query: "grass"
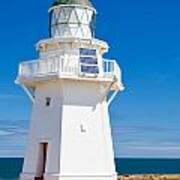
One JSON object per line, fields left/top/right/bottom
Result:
{"left": 118, "top": 174, "right": 180, "bottom": 180}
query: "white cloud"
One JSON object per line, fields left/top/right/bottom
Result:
{"left": 0, "top": 130, "right": 15, "bottom": 136}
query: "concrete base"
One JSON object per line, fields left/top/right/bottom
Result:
{"left": 44, "top": 174, "right": 118, "bottom": 180}
{"left": 20, "top": 173, "right": 118, "bottom": 180}
{"left": 20, "top": 173, "right": 36, "bottom": 180}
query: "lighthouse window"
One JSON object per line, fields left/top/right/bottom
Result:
{"left": 81, "top": 65, "right": 99, "bottom": 74}
{"left": 80, "top": 57, "right": 97, "bottom": 64}
{"left": 80, "top": 48, "right": 96, "bottom": 56}
{"left": 46, "top": 97, "right": 51, "bottom": 107}
{"left": 80, "top": 48, "right": 99, "bottom": 74}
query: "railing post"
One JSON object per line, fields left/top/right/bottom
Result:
{"left": 105, "top": 61, "right": 107, "bottom": 75}
{"left": 19, "top": 64, "right": 22, "bottom": 77}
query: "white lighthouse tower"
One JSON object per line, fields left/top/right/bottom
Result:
{"left": 16, "top": 0, "right": 124, "bottom": 180}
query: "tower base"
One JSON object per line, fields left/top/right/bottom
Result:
{"left": 45, "top": 173, "right": 118, "bottom": 180}
{"left": 20, "top": 173, "right": 36, "bottom": 180}
{"left": 20, "top": 173, "right": 118, "bottom": 180}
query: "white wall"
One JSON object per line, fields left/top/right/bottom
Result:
{"left": 22, "top": 79, "right": 116, "bottom": 179}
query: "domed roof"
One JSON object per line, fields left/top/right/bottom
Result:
{"left": 52, "top": 0, "right": 93, "bottom": 8}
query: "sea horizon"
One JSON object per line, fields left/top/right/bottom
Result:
{"left": 0, "top": 157, "right": 180, "bottom": 179}
{"left": 1, "top": 156, "right": 180, "bottom": 159}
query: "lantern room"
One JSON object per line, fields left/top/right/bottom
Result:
{"left": 49, "top": 0, "right": 96, "bottom": 39}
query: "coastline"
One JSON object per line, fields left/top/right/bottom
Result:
{"left": 119, "top": 175, "right": 180, "bottom": 180}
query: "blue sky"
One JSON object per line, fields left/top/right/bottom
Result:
{"left": 0, "top": 0, "right": 180, "bottom": 158}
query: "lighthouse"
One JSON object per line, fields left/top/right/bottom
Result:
{"left": 16, "top": 0, "right": 124, "bottom": 180}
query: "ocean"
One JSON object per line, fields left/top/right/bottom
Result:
{"left": 0, "top": 158, "right": 180, "bottom": 179}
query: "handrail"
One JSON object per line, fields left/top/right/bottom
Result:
{"left": 18, "top": 57, "right": 121, "bottom": 82}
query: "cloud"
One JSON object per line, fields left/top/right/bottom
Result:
{"left": 112, "top": 123, "right": 180, "bottom": 135}
{"left": 114, "top": 140, "right": 180, "bottom": 158}
{"left": 0, "top": 130, "right": 15, "bottom": 136}
{"left": 0, "top": 126, "right": 28, "bottom": 139}
{"left": 0, "top": 149, "right": 25, "bottom": 158}
{"left": 132, "top": 146, "right": 180, "bottom": 151}
{"left": 0, "top": 119, "right": 28, "bottom": 157}
{"left": 111, "top": 123, "right": 180, "bottom": 157}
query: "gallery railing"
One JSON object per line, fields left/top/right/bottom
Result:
{"left": 18, "top": 57, "right": 121, "bottom": 81}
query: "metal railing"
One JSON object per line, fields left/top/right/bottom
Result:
{"left": 18, "top": 57, "right": 121, "bottom": 81}
{"left": 103, "top": 59, "right": 121, "bottom": 79}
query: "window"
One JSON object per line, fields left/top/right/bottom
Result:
{"left": 80, "top": 48, "right": 99, "bottom": 74}
{"left": 80, "top": 48, "right": 96, "bottom": 56}
{"left": 46, "top": 97, "right": 51, "bottom": 107}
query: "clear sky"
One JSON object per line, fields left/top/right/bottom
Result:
{"left": 0, "top": 0, "right": 180, "bottom": 158}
